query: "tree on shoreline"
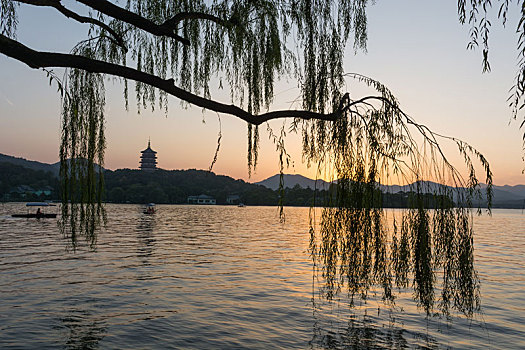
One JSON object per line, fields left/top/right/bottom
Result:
{"left": 2, "top": 0, "right": 518, "bottom": 317}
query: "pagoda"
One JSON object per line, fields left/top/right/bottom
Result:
{"left": 139, "top": 139, "right": 158, "bottom": 171}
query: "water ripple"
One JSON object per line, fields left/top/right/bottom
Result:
{"left": 0, "top": 204, "right": 523, "bottom": 349}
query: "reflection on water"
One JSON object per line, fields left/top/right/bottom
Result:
{"left": 311, "top": 206, "right": 480, "bottom": 318}
{"left": 310, "top": 307, "right": 433, "bottom": 349}
{"left": 0, "top": 204, "right": 524, "bottom": 349}
{"left": 136, "top": 214, "right": 156, "bottom": 262}
{"left": 59, "top": 202, "right": 106, "bottom": 251}
{"left": 58, "top": 307, "right": 107, "bottom": 350}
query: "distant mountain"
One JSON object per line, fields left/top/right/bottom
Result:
{"left": 256, "top": 174, "right": 525, "bottom": 207}
{"left": 483, "top": 183, "right": 525, "bottom": 200}
{"left": 0, "top": 153, "right": 105, "bottom": 177}
{"left": 487, "top": 187, "right": 525, "bottom": 203}
{"left": 379, "top": 181, "right": 525, "bottom": 204}
{"left": 0, "top": 153, "right": 59, "bottom": 176}
{"left": 255, "top": 174, "right": 331, "bottom": 191}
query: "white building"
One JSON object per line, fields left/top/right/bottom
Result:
{"left": 187, "top": 194, "right": 216, "bottom": 205}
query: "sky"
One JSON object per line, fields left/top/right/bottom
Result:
{"left": 1, "top": 1, "right": 524, "bottom": 185}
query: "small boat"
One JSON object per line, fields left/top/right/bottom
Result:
{"left": 237, "top": 203, "right": 246, "bottom": 207}
{"left": 11, "top": 213, "right": 57, "bottom": 218}
{"left": 12, "top": 202, "right": 57, "bottom": 218}
{"left": 143, "top": 203, "right": 156, "bottom": 214}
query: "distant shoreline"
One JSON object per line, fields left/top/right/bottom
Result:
{"left": 1, "top": 154, "right": 524, "bottom": 209}
{"left": 2, "top": 201, "right": 523, "bottom": 210}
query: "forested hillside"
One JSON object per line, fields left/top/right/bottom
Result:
{"left": 0, "top": 162, "right": 59, "bottom": 201}
{"left": 104, "top": 169, "right": 278, "bottom": 205}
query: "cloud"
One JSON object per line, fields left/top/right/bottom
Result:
{"left": 1, "top": 91, "right": 14, "bottom": 106}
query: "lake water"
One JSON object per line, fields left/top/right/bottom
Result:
{"left": 0, "top": 204, "right": 523, "bottom": 349}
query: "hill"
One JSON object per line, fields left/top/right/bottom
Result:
{"left": 497, "top": 184, "right": 525, "bottom": 197}
{"left": 0, "top": 162, "right": 59, "bottom": 201}
{"left": 378, "top": 181, "right": 525, "bottom": 204}
{"left": 255, "top": 174, "right": 331, "bottom": 191}
{"left": 104, "top": 168, "right": 279, "bottom": 205}
{"left": 0, "top": 153, "right": 59, "bottom": 175}
{"left": 256, "top": 174, "right": 525, "bottom": 208}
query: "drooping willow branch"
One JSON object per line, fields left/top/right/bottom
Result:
{"left": 0, "top": 34, "right": 365, "bottom": 125}
{"left": 457, "top": 0, "right": 525, "bottom": 141}
{"left": 58, "top": 67, "right": 106, "bottom": 250}
{"left": 14, "top": 0, "right": 233, "bottom": 47}
{"left": 162, "top": 11, "right": 235, "bottom": 28}
{"left": 0, "top": 0, "right": 497, "bottom": 316}
{"left": 5, "top": 0, "right": 372, "bottom": 122}
{"left": 1, "top": 33, "right": 480, "bottom": 170}
{"left": 0, "top": 35, "right": 444, "bottom": 132}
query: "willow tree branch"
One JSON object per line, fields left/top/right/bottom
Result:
{"left": 1, "top": 36, "right": 465, "bottom": 186}
{"left": 161, "top": 11, "right": 233, "bottom": 29}
{"left": 0, "top": 34, "right": 353, "bottom": 125}
{"left": 75, "top": 0, "right": 190, "bottom": 45}
{"left": 14, "top": 0, "right": 126, "bottom": 50}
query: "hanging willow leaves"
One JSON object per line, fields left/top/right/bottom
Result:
{"left": 306, "top": 75, "right": 489, "bottom": 316}
{"left": 59, "top": 63, "right": 106, "bottom": 248}
{"left": 458, "top": 0, "right": 525, "bottom": 144}
{"left": 0, "top": 0, "right": 509, "bottom": 315}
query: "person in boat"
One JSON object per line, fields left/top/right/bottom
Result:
{"left": 36, "top": 208, "right": 42, "bottom": 216}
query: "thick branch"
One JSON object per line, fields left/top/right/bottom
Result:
{"left": 0, "top": 35, "right": 347, "bottom": 125}
{"left": 161, "top": 11, "right": 232, "bottom": 29}
{"left": 75, "top": 0, "right": 190, "bottom": 45}
{"left": 15, "top": 0, "right": 126, "bottom": 50}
